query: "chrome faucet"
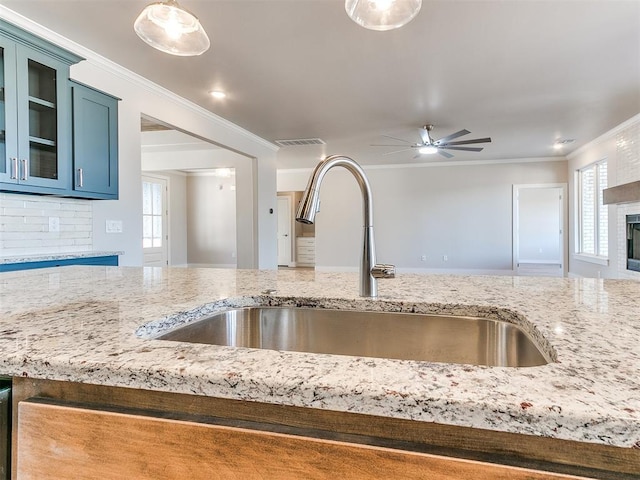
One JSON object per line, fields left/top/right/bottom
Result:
{"left": 296, "top": 155, "right": 395, "bottom": 297}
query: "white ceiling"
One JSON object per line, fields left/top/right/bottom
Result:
{"left": 4, "top": 0, "right": 640, "bottom": 168}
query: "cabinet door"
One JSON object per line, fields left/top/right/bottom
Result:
{"left": 0, "top": 36, "right": 18, "bottom": 184}
{"left": 14, "top": 44, "right": 71, "bottom": 191}
{"left": 71, "top": 82, "right": 118, "bottom": 198}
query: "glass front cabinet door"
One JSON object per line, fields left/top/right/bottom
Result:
{"left": 0, "top": 34, "right": 17, "bottom": 185}
{"left": 0, "top": 20, "right": 82, "bottom": 194}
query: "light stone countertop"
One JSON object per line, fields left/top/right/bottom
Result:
{"left": 0, "top": 266, "right": 638, "bottom": 449}
{"left": 0, "top": 251, "right": 122, "bottom": 264}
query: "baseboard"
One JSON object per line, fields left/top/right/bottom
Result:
{"left": 187, "top": 263, "right": 237, "bottom": 269}
{"left": 315, "top": 266, "right": 516, "bottom": 276}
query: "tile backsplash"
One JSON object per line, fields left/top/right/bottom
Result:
{"left": 616, "top": 120, "right": 640, "bottom": 185}
{"left": 0, "top": 193, "right": 92, "bottom": 256}
{"left": 615, "top": 119, "right": 640, "bottom": 279}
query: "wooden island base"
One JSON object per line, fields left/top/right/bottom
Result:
{"left": 10, "top": 378, "right": 640, "bottom": 480}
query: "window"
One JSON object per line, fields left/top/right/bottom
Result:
{"left": 577, "top": 160, "right": 608, "bottom": 258}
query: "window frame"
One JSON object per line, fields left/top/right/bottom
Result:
{"left": 575, "top": 159, "right": 609, "bottom": 263}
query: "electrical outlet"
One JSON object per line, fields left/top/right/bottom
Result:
{"left": 420, "top": 255, "right": 427, "bottom": 262}
{"left": 443, "top": 255, "right": 448, "bottom": 262}
{"left": 48, "top": 217, "right": 60, "bottom": 233}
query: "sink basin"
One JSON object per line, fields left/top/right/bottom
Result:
{"left": 157, "top": 307, "right": 549, "bottom": 367}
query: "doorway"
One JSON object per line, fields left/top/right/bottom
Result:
{"left": 513, "top": 184, "right": 567, "bottom": 276}
{"left": 140, "top": 115, "right": 254, "bottom": 268}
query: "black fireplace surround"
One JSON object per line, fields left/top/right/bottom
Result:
{"left": 627, "top": 214, "right": 640, "bottom": 272}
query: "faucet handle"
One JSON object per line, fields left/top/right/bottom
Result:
{"left": 372, "top": 264, "right": 396, "bottom": 278}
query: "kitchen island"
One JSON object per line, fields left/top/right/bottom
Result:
{"left": 0, "top": 266, "right": 638, "bottom": 478}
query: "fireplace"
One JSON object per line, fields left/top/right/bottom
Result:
{"left": 627, "top": 214, "right": 640, "bottom": 272}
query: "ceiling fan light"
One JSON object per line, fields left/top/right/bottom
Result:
{"left": 345, "top": 0, "right": 422, "bottom": 31}
{"left": 418, "top": 145, "right": 438, "bottom": 155}
{"left": 134, "top": 0, "right": 210, "bottom": 56}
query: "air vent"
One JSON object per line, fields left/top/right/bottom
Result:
{"left": 275, "top": 138, "right": 326, "bottom": 147}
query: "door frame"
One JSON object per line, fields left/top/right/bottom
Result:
{"left": 512, "top": 183, "right": 567, "bottom": 275}
{"left": 142, "top": 173, "right": 170, "bottom": 267}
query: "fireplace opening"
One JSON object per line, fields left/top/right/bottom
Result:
{"left": 627, "top": 214, "right": 640, "bottom": 272}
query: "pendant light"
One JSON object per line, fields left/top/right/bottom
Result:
{"left": 345, "top": 0, "right": 422, "bottom": 31}
{"left": 134, "top": 0, "right": 210, "bottom": 56}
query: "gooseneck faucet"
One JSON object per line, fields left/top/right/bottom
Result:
{"left": 296, "top": 155, "right": 395, "bottom": 297}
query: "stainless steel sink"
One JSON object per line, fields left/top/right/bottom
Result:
{"left": 157, "top": 307, "right": 549, "bottom": 367}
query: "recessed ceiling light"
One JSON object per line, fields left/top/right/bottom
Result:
{"left": 209, "top": 90, "right": 226, "bottom": 99}
{"left": 553, "top": 138, "right": 575, "bottom": 149}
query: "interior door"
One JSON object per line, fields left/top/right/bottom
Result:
{"left": 513, "top": 184, "right": 566, "bottom": 276}
{"left": 277, "top": 195, "right": 292, "bottom": 266}
{"left": 142, "top": 175, "right": 168, "bottom": 267}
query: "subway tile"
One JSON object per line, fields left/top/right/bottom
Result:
{"left": 2, "top": 207, "right": 43, "bottom": 216}
{"left": 23, "top": 217, "right": 49, "bottom": 225}
{"left": 0, "top": 224, "right": 44, "bottom": 233}
{"left": 0, "top": 216, "right": 26, "bottom": 225}
{"left": 1, "top": 239, "right": 46, "bottom": 248}
{"left": 25, "top": 201, "right": 61, "bottom": 211}
{"left": 0, "top": 198, "right": 26, "bottom": 208}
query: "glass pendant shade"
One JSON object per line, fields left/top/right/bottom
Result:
{"left": 345, "top": 0, "right": 422, "bottom": 31}
{"left": 134, "top": 0, "right": 210, "bottom": 56}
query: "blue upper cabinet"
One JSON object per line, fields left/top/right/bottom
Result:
{"left": 71, "top": 81, "right": 119, "bottom": 199}
{"left": 0, "top": 19, "right": 83, "bottom": 195}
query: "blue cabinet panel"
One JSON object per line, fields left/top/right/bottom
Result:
{"left": 0, "top": 255, "right": 118, "bottom": 272}
{"left": 71, "top": 81, "right": 119, "bottom": 199}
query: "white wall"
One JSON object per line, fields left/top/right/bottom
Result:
{"left": 186, "top": 173, "right": 237, "bottom": 267}
{"left": 568, "top": 114, "right": 640, "bottom": 279}
{"left": 1, "top": 9, "right": 279, "bottom": 269}
{"left": 278, "top": 160, "right": 567, "bottom": 273}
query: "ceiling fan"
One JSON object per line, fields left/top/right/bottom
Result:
{"left": 372, "top": 124, "right": 491, "bottom": 159}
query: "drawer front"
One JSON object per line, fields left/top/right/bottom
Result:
{"left": 297, "top": 254, "right": 315, "bottom": 265}
{"left": 17, "top": 400, "right": 585, "bottom": 480}
{"left": 296, "top": 238, "right": 315, "bottom": 247}
{"left": 296, "top": 245, "right": 315, "bottom": 255}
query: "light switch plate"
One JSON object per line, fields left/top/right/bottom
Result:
{"left": 105, "top": 220, "right": 123, "bottom": 233}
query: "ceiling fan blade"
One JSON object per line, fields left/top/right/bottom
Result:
{"left": 434, "top": 129, "right": 470, "bottom": 144}
{"left": 441, "top": 146, "right": 484, "bottom": 152}
{"left": 382, "top": 148, "right": 414, "bottom": 155}
{"left": 418, "top": 128, "right": 430, "bottom": 144}
{"left": 370, "top": 144, "right": 411, "bottom": 147}
{"left": 439, "top": 137, "right": 492, "bottom": 146}
{"left": 437, "top": 150, "right": 454, "bottom": 159}
{"left": 381, "top": 134, "right": 413, "bottom": 144}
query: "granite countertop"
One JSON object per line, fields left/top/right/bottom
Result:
{"left": 0, "top": 266, "right": 638, "bottom": 449}
{"left": 0, "top": 251, "right": 122, "bottom": 264}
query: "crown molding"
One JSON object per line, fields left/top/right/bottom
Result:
{"left": 277, "top": 156, "right": 567, "bottom": 174}
{"left": 0, "top": 6, "right": 279, "bottom": 153}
